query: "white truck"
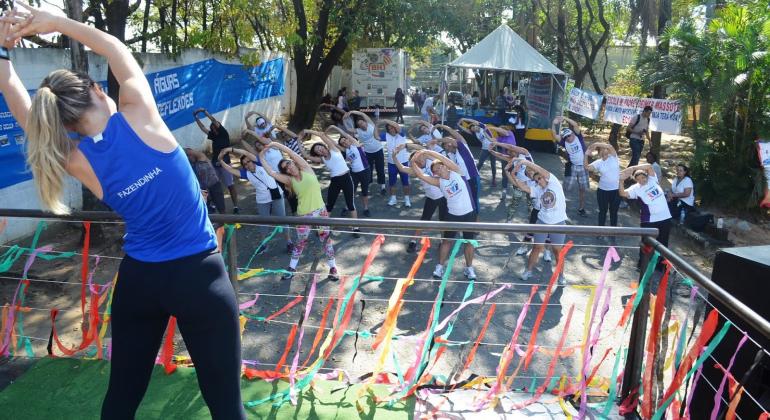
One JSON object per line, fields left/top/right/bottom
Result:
{"left": 351, "top": 48, "right": 408, "bottom": 112}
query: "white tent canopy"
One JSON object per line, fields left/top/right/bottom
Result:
{"left": 449, "top": 24, "right": 565, "bottom": 75}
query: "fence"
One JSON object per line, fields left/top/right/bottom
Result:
{"left": 0, "top": 209, "right": 768, "bottom": 418}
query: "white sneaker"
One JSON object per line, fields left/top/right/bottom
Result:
{"left": 388, "top": 195, "right": 397, "bottom": 206}
{"left": 520, "top": 270, "right": 533, "bottom": 281}
{"left": 543, "top": 249, "right": 553, "bottom": 263}
{"left": 404, "top": 196, "right": 412, "bottom": 207}
{"left": 515, "top": 244, "right": 529, "bottom": 256}
{"left": 464, "top": 266, "right": 477, "bottom": 280}
{"left": 432, "top": 264, "right": 444, "bottom": 279}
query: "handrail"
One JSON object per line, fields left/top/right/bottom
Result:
{"left": 0, "top": 209, "right": 659, "bottom": 237}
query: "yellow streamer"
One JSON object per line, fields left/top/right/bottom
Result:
{"left": 238, "top": 268, "right": 264, "bottom": 281}
{"left": 558, "top": 375, "right": 573, "bottom": 419}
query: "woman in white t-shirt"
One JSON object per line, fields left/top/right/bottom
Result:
{"left": 326, "top": 125, "right": 371, "bottom": 217}
{"left": 393, "top": 144, "right": 448, "bottom": 254}
{"left": 218, "top": 147, "right": 293, "bottom": 251}
{"left": 381, "top": 119, "right": 412, "bottom": 207}
{"left": 458, "top": 118, "right": 498, "bottom": 187}
{"left": 620, "top": 164, "right": 672, "bottom": 263}
{"left": 302, "top": 130, "right": 360, "bottom": 234}
{"left": 346, "top": 110, "right": 386, "bottom": 195}
{"left": 408, "top": 121, "right": 443, "bottom": 153}
{"left": 507, "top": 159, "right": 568, "bottom": 283}
{"left": 666, "top": 163, "right": 695, "bottom": 222}
{"left": 411, "top": 150, "right": 477, "bottom": 281}
{"left": 586, "top": 142, "right": 621, "bottom": 227}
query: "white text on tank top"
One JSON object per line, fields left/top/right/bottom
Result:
{"left": 564, "top": 139, "right": 585, "bottom": 165}
{"left": 357, "top": 124, "right": 382, "bottom": 153}
{"left": 345, "top": 146, "right": 366, "bottom": 173}
{"left": 386, "top": 133, "right": 408, "bottom": 164}
{"left": 440, "top": 171, "right": 474, "bottom": 216}
{"left": 323, "top": 150, "right": 349, "bottom": 177}
{"left": 422, "top": 159, "right": 444, "bottom": 200}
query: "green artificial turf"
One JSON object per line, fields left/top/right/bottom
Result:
{"left": 0, "top": 358, "right": 415, "bottom": 419}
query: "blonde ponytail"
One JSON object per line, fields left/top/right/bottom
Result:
{"left": 25, "top": 70, "right": 94, "bottom": 215}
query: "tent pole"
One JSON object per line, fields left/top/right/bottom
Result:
{"left": 441, "top": 65, "right": 448, "bottom": 124}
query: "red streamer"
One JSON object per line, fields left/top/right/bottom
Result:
{"left": 274, "top": 324, "right": 298, "bottom": 373}
{"left": 160, "top": 317, "right": 177, "bottom": 374}
{"left": 300, "top": 298, "right": 334, "bottom": 369}
{"left": 458, "top": 303, "right": 496, "bottom": 376}
{"left": 642, "top": 262, "right": 671, "bottom": 418}
{"left": 523, "top": 241, "right": 573, "bottom": 370}
{"left": 264, "top": 295, "right": 304, "bottom": 322}
{"left": 659, "top": 309, "right": 720, "bottom": 406}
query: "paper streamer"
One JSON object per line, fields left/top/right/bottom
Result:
{"left": 652, "top": 311, "right": 731, "bottom": 420}
{"left": 289, "top": 276, "right": 317, "bottom": 403}
{"left": 300, "top": 298, "right": 334, "bottom": 369}
{"left": 239, "top": 294, "right": 260, "bottom": 310}
{"left": 710, "top": 333, "right": 748, "bottom": 420}
{"left": 577, "top": 247, "right": 619, "bottom": 417}
{"left": 242, "top": 226, "right": 283, "bottom": 272}
{"left": 523, "top": 241, "right": 574, "bottom": 370}
{"left": 457, "top": 303, "right": 497, "bottom": 378}
{"left": 159, "top": 317, "right": 178, "bottom": 374}
{"left": 434, "top": 284, "right": 510, "bottom": 334}
{"left": 641, "top": 263, "right": 671, "bottom": 419}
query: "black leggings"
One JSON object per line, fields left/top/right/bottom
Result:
{"left": 640, "top": 218, "right": 672, "bottom": 268}
{"left": 421, "top": 197, "right": 447, "bottom": 221}
{"left": 326, "top": 173, "right": 356, "bottom": 212}
{"left": 596, "top": 188, "right": 620, "bottom": 226}
{"left": 102, "top": 249, "right": 245, "bottom": 420}
{"left": 366, "top": 149, "right": 386, "bottom": 186}
{"left": 206, "top": 182, "right": 227, "bottom": 214}
{"left": 351, "top": 170, "right": 370, "bottom": 197}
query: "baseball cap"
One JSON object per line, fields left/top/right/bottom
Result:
{"left": 560, "top": 128, "right": 573, "bottom": 140}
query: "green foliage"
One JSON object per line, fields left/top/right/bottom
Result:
{"left": 646, "top": 0, "right": 770, "bottom": 210}
{"left": 604, "top": 65, "right": 645, "bottom": 97}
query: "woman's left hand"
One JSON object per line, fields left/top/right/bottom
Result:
{"left": 2, "top": 2, "right": 63, "bottom": 39}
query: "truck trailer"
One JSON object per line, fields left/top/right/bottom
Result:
{"left": 351, "top": 48, "right": 408, "bottom": 113}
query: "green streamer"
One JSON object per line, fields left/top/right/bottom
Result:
{"left": 651, "top": 321, "right": 732, "bottom": 420}
{"left": 602, "top": 347, "right": 628, "bottom": 417}
{"left": 630, "top": 251, "right": 659, "bottom": 316}
{"left": 241, "top": 226, "right": 283, "bottom": 273}
{"left": 220, "top": 224, "right": 236, "bottom": 267}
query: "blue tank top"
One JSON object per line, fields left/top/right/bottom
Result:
{"left": 78, "top": 113, "right": 217, "bottom": 262}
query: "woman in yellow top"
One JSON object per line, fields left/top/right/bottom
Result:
{"left": 260, "top": 142, "right": 338, "bottom": 280}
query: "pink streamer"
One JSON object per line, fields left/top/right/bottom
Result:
{"left": 434, "top": 284, "right": 511, "bottom": 333}
{"left": 476, "top": 285, "right": 538, "bottom": 410}
{"left": 239, "top": 293, "right": 260, "bottom": 310}
{"left": 288, "top": 275, "right": 318, "bottom": 403}
{"left": 578, "top": 247, "right": 619, "bottom": 419}
{"left": 709, "top": 333, "right": 749, "bottom": 420}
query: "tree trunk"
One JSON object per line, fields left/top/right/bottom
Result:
{"left": 65, "top": 0, "right": 88, "bottom": 73}
{"left": 103, "top": 0, "right": 130, "bottom": 103}
{"left": 609, "top": 123, "right": 621, "bottom": 150}
{"left": 650, "top": 0, "right": 671, "bottom": 157}
{"left": 141, "top": 0, "right": 151, "bottom": 52}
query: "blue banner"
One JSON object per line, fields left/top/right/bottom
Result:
{"left": 0, "top": 57, "right": 285, "bottom": 189}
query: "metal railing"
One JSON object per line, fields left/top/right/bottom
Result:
{"left": 1, "top": 208, "right": 769, "bottom": 416}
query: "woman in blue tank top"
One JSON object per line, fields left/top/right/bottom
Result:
{"left": 0, "top": 5, "right": 246, "bottom": 419}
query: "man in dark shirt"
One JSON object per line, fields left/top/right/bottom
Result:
{"left": 194, "top": 108, "right": 239, "bottom": 213}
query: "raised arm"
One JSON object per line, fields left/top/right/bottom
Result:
{"left": 520, "top": 160, "right": 551, "bottom": 181}
{"left": 305, "top": 129, "right": 341, "bottom": 153}
{"left": 193, "top": 108, "right": 210, "bottom": 134}
{"left": 324, "top": 126, "right": 360, "bottom": 148}
{"left": 561, "top": 116, "right": 582, "bottom": 135}
{"left": 551, "top": 116, "right": 563, "bottom": 142}
{"left": 457, "top": 118, "right": 480, "bottom": 134}
{"left": 410, "top": 152, "right": 440, "bottom": 187}
{"left": 487, "top": 125, "right": 512, "bottom": 138}
{"left": 258, "top": 147, "right": 290, "bottom": 185}
{"left": 274, "top": 126, "right": 298, "bottom": 139}
{"left": 625, "top": 163, "right": 654, "bottom": 177}
{"left": 6, "top": 3, "right": 162, "bottom": 122}
{"left": 216, "top": 148, "right": 241, "bottom": 177}
{"left": 393, "top": 144, "right": 417, "bottom": 176}
{"left": 420, "top": 149, "right": 461, "bottom": 173}
{"left": 505, "top": 160, "right": 531, "bottom": 195}
{"left": 0, "top": 21, "right": 30, "bottom": 129}
{"left": 434, "top": 124, "right": 464, "bottom": 143}
{"left": 271, "top": 141, "right": 312, "bottom": 173}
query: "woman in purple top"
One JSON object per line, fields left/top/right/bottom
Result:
{"left": 0, "top": 5, "right": 245, "bottom": 418}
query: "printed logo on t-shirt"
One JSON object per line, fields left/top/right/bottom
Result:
{"left": 540, "top": 189, "right": 556, "bottom": 209}
{"left": 443, "top": 179, "right": 462, "bottom": 198}
{"left": 645, "top": 185, "right": 663, "bottom": 201}
{"left": 567, "top": 142, "right": 581, "bottom": 155}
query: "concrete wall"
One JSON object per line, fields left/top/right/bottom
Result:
{"left": 0, "top": 48, "right": 291, "bottom": 244}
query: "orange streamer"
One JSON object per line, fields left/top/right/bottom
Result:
{"left": 160, "top": 317, "right": 177, "bottom": 374}
{"left": 300, "top": 298, "right": 334, "bottom": 369}
{"left": 458, "top": 303, "right": 496, "bottom": 376}
{"left": 642, "top": 263, "right": 671, "bottom": 418}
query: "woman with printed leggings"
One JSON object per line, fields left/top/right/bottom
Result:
{"left": 301, "top": 129, "right": 360, "bottom": 236}
{"left": 259, "top": 142, "right": 338, "bottom": 281}
{"left": 0, "top": 5, "right": 245, "bottom": 418}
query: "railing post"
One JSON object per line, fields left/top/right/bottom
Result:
{"left": 620, "top": 243, "right": 652, "bottom": 403}
{"left": 227, "top": 226, "right": 239, "bottom": 293}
